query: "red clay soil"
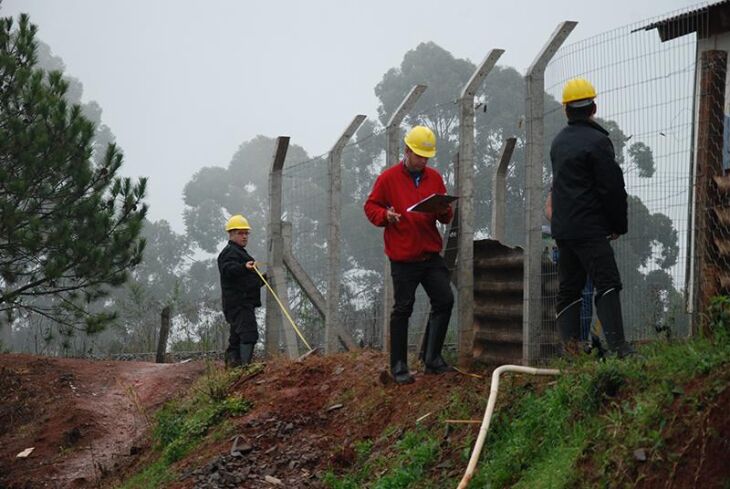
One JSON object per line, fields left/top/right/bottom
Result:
{"left": 0, "top": 353, "right": 206, "bottom": 489}
{"left": 168, "top": 350, "right": 492, "bottom": 488}
{"left": 5, "top": 350, "right": 726, "bottom": 488}
{"left": 634, "top": 373, "right": 730, "bottom": 489}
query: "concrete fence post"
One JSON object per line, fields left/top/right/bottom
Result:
{"left": 326, "top": 115, "right": 367, "bottom": 353}
{"left": 456, "top": 49, "right": 504, "bottom": 367}
{"left": 266, "top": 137, "right": 292, "bottom": 357}
{"left": 156, "top": 306, "right": 171, "bottom": 363}
{"left": 523, "top": 21, "right": 576, "bottom": 365}
{"left": 491, "top": 137, "right": 517, "bottom": 242}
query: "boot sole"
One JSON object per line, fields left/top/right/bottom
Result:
{"left": 393, "top": 375, "right": 415, "bottom": 384}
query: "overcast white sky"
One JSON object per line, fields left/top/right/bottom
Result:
{"left": 2, "top": 0, "right": 705, "bottom": 231}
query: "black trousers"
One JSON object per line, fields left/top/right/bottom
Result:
{"left": 555, "top": 238, "right": 622, "bottom": 314}
{"left": 224, "top": 306, "right": 259, "bottom": 352}
{"left": 390, "top": 255, "right": 454, "bottom": 331}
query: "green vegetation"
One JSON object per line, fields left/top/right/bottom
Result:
{"left": 325, "top": 312, "right": 730, "bottom": 488}
{"left": 0, "top": 14, "right": 147, "bottom": 338}
{"left": 117, "top": 300, "right": 730, "bottom": 489}
{"left": 323, "top": 428, "right": 441, "bottom": 489}
{"left": 119, "top": 363, "right": 258, "bottom": 489}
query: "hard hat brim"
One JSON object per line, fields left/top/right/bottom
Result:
{"left": 566, "top": 98, "right": 594, "bottom": 108}
{"left": 410, "top": 146, "right": 436, "bottom": 158}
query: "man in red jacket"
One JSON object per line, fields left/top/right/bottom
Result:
{"left": 364, "top": 126, "right": 454, "bottom": 384}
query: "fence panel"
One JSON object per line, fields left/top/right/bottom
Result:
{"left": 540, "top": 7, "right": 704, "bottom": 352}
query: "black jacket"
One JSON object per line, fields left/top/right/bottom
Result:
{"left": 217, "top": 241, "right": 264, "bottom": 312}
{"left": 549, "top": 118, "right": 628, "bottom": 239}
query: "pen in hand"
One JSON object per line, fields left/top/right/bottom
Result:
{"left": 386, "top": 206, "right": 401, "bottom": 224}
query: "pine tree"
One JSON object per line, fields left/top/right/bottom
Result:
{"left": 0, "top": 14, "right": 147, "bottom": 334}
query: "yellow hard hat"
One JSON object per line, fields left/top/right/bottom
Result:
{"left": 225, "top": 214, "right": 251, "bottom": 232}
{"left": 404, "top": 125, "right": 437, "bottom": 158}
{"left": 562, "top": 77, "right": 597, "bottom": 107}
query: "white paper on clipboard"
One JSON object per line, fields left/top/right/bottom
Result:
{"left": 406, "top": 193, "right": 458, "bottom": 213}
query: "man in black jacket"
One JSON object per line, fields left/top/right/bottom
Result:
{"left": 217, "top": 214, "right": 265, "bottom": 368}
{"left": 550, "top": 77, "right": 634, "bottom": 358}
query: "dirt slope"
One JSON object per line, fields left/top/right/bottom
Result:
{"left": 0, "top": 354, "right": 206, "bottom": 489}
{"left": 167, "top": 350, "right": 488, "bottom": 488}
{"left": 2, "top": 350, "right": 729, "bottom": 488}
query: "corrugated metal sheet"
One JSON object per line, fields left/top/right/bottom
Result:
{"left": 472, "top": 239, "right": 559, "bottom": 365}
{"left": 633, "top": 0, "right": 730, "bottom": 42}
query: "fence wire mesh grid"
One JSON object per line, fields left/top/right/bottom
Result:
{"left": 538, "top": 6, "right": 707, "bottom": 359}
{"left": 221, "top": 2, "right": 721, "bottom": 364}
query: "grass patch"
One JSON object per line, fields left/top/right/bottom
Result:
{"left": 122, "top": 302, "right": 730, "bottom": 489}
{"left": 323, "top": 427, "right": 440, "bottom": 489}
{"left": 327, "top": 328, "right": 729, "bottom": 488}
{"left": 465, "top": 331, "right": 730, "bottom": 489}
{"left": 118, "top": 362, "right": 258, "bottom": 489}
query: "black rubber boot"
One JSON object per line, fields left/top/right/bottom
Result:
{"left": 423, "top": 313, "right": 452, "bottom": 374}
{"left": 556, "top": 299, "right": 582, "bottom": 356}
{"left": 225, "top": 348, "right": 242, "bottom": 369}
{"left": 390, "top": 323, "right": 414, "bottom": 384}
{"left": 239, "top": 343, "right": 255, "bottom": 366}
{"left": 596, "top": 289, "right": 636, "bottom": 358}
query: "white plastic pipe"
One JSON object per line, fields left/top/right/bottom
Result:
{"left": 457, "top": 365, "right": 561, "bottom": 489}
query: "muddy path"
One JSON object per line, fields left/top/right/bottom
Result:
{"left": 0, "top": 354, "right": 206, "bottom": 488}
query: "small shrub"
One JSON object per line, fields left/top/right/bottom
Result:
{"left": 588, "top": 364, "right": 625, "bottom": 407}
{"left": 707, "top": 295, "right": 730, "bottom": 336}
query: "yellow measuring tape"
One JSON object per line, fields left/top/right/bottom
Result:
{"left": 453, "top": 367, "right": 485, "bottom": 379}
{"left": 252, "top": 263, "right": 313, "bottom": 352}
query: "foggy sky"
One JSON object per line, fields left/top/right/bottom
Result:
{"left": 1, "top": 0, "right": 702, "bottom": 232}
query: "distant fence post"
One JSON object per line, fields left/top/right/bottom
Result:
{"left": 0, "top": 322, "right": 10, "bottom": 350}
{"left": 326, "top": 115, "right": 367, "bottom": 353}
{"left": 456, "top": 49, "right": 504, "bottom": 367}
{"left": 382, "top": 84, "right": 427, "bottom": 352}
{"left": 156, "top": 306, "right": 171, "bottom": 363}
{"left": 523, "top": 21, "right": 576, "bottom": 365}
{"left": 266, "top": 137, "right": 294, "bottom": 358}
{"left": 492, "top": 137, "right": 517, "bottom": 243}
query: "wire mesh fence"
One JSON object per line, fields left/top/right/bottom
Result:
{"left": 259, "top": 3, "right": 718, "bottom": 364}
{"left": 538, "top": 5, "right": 705, "bottom": 357}
{"left": 27, "top": 4, "right": 724, "bottom": 364}
{"left": 277, "top": 99, "right": 463, "bottom": 355}
{"left": 338, "top": 127, "right": 388, "bottom": 349}
{"left": 280, "top": 149, "right": 329, "bottom": 351}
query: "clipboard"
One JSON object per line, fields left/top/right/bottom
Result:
{"left": 406, "top": 193, "right": 459, "bottom": 213}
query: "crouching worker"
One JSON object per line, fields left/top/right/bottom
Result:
{"left": 218, "top": 214, "right": 265, "bottom": 368}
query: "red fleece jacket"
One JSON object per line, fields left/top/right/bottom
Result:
{"left": 364, "top": 161, "right": 453, "bottom": 262}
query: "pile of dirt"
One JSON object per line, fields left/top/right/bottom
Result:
{"left": 169, "top": 350, "right": 489, "bottom": 488}
{"left": 0, "top": 354, "right": 205, "bottom": 489}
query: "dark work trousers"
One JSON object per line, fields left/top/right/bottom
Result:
{"left": 224, "top": 306, "right": 259, "bottom": 354}
{"left": 555, "top": 238, "right": 622, "bottom": 315}
{"left": 390, "top": 254, "right": 454, "bottom": 344}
